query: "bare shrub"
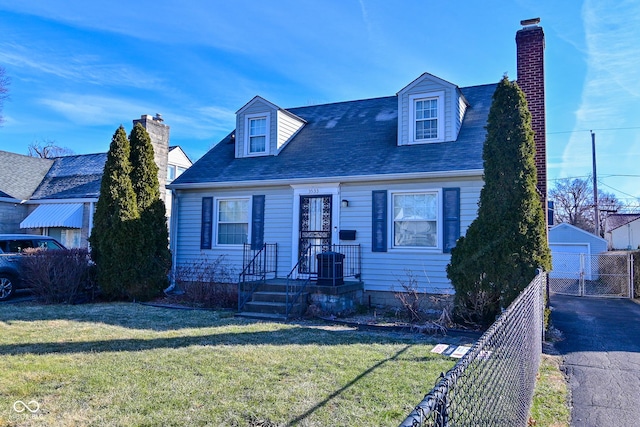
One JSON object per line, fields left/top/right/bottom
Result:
{"left": 394, "top": 270, "right": 453, "bottom": 331}
{"left": 173, "top": 255, "right": 237, "bottom": 309}
{"left": 394, "top": 270, "right": 427, "bottom": 323}
{"left": 21, "top": 248, "right": 96, "bottom": 304}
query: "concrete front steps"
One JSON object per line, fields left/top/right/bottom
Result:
{"left": 236, "top": 279, "right": 309, "bottom": 320}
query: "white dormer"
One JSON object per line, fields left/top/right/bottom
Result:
{"left": 397, "top": 73, "right": 469, "bottom": 146}
{"left": 235, "top": 96, "right": 306, "bottom": 158}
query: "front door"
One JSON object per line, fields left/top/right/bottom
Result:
{"left": 298, "top": 195, "right": 332, "bottom": 274}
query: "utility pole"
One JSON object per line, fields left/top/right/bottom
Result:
{"left": 591, "top": 130, "right": 599, "bottom": 236}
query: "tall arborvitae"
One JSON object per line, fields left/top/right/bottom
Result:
{"left": 447, "top": 76, "right": 551, "bottom": 326}
{"left": 128, "top": 123, "right": 171, "bottom": 300}
{"left": 129, "top": 123, "right": 160, "bottom": 208}
{"left": 90, "top": 126, "right": 139, "bottom": 299}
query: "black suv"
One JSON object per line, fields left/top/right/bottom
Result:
{"left": 0, "top": 234, "right": 66, "bottom": 300}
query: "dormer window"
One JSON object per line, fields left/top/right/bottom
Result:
{"left": 409, "top": 92, "right": 445, "bottom": 144}
{"left": 415, "top": 98, "right": 438, "bottom": 139}
{"left": 236, "top": 96, "right": 306, "bottom": 158}
{"left": 249, "top": 117, "right": 266, "bottom": 152}
{"left": 245, "top": 113, "right": 271, "bottom": 156}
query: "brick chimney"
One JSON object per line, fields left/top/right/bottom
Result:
{"left": 516, "top": 18, "right": 547, "bottom": 224}
{"left": 134, "top": 114, "right": 170, "bottom": 202}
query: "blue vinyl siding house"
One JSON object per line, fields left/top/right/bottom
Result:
{"left": 169, "top": 79, "right": 492, "bottom": 307}
{"left": 168, "top": 22, "right": 547, "bottom": 312}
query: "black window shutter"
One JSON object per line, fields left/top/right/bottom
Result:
{"left": 372, "top": 190, "right": 387, "bottom": 252}
{"left": 251, "top": 195, "right": 265, "bottom": 250}
{"left": 442, "top": 188, "right": 460, "bottom": 253}
{"left": 200, "top": 197, "right": 213, "bottom": 249}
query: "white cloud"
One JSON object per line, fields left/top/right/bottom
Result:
{"left": 39, "top": 94, "right": 153, "bottom": 126}
{"left": 165, "top": 106, "right": 237, "bottom": 141}
{"left": 0, "top": 42, "right": 163, "bottom": 89}
{"left": 561, "top": 0, "right": 640, "bottom": 196}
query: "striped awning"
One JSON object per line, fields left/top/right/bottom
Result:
{"left": 20, "top": 203, "right": 84, "bottom": 229}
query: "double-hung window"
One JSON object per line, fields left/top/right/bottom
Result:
{"left": 415, "top": 98, "right": 438, "bottom": 139}
{"left": 409, "top": 92, "right": 444, "bottom": 143}
{"left": 392, "top": 192, "right": 438, "bottom": 248}
{"left": 217, "top": 198, "right": 249, "bottom": 245}
{"left": 248, "top": 116, "right": 267, "bottom": 154}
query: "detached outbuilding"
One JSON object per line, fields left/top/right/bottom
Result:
{"left": 548, "top": 223, "right": 607, "bottom": 281}
{"left": 549, "top": 223, "right": 634, "bottom": 298}
{"left": 605, "top": 213, "right": 640, "bottom": 251}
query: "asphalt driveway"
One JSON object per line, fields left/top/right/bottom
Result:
{"left": 550, "top": 294, "right": 640, "bottom": 426}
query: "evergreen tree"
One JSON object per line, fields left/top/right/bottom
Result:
{"left": 129, "top": 123, "right": 160, "bottom": 208}
{"left": 447, "top": 76, "right": 551, "bottom": 326}
{"left": 128, "top": 123, "right": 171, "bottom": 300}
{"left": 90, "top": 126, "right": 139, "bottom": 299}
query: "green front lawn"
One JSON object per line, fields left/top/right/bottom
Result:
{"left": 0, "top": 303, "right": 454, "bottom": 426}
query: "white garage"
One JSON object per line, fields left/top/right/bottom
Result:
{"left": 548, "top": 223, "right": 633, "bottom": 297}
{"left": 549, "top": 223, "right": 607, "bottom": 280}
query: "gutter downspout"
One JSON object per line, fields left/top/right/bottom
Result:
{"left": 88, "top": 201, "right": 95, "bottom": 250}
{"left": 164, "top": 189, "right": 179, "bottom": 294}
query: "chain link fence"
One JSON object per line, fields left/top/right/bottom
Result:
{"left": 549, "top": 252, "right": 632, "bottom": 297}
{"left": 399, "top": 272, "right": 545, "bottom": 427}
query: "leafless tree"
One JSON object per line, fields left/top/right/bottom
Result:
{"left": 27, "top": 140, "right": 74, "bottom": 158}
{"left": 549, "top": 177, "right": 622, "bottom": 236}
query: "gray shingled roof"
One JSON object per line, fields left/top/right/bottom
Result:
{"left": 172, "top": 83, "right": 495, "bottom": 186}
{"left": 0, "top": 151, "right": 54, "bottom": 199}
{"left": 30, "top": 153, "right": 107, "bottom": 200}
{"left": 606, "top": 213, "right": 640, "bottom": 232}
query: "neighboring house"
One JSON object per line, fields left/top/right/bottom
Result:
{"left": 168, "top": 20, "right": 547, "bottom": 308}
{"left": 166, "top": 146, "right": 193, "bottom": 223}
{"left": 0, "top": 152, "right": 53, "bottom": 234}
{"left": 0, "top": 114, "right": 186, "bottom": 248}
{"left": 605, "top": 213, "right": 640, "bottom": 250}
{"left": 548, "top": 223, "right": 607, "bottom": 280}
{"left": 21, "top": 152, "right": 106, "bottom": 248}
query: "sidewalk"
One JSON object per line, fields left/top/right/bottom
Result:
{"left": 550, "top": 294, "right": 640, "bottom": 426}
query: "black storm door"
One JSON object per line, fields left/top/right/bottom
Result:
{"left": 298, "top": 195, "right": 332, "bottom": 274}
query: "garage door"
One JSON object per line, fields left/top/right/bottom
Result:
{"left": 550, "top": 244, "right": 590, "bottom": 280}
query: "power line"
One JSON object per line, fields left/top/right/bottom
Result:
{"left": 548, "top": 175, "right": 591, "bottom": 181}
{"left": 547, "top": 126, "right": 640, "bottom": 135}
{"left": 597, "top": 181, "right": 640, "bottom": 201}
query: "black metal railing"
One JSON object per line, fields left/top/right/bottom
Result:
{"left": 399, "top": 271, "right": 546, "bottom": 427}
{"left": 286, "top": 244, "right": 313, "bottom": 318}
{"left": 238, "top": 243, "right": 277, "bottom": 311}
{"left": 285, "top": 244, "right": 361, "bottom": 317}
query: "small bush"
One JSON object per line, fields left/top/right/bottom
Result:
{"left": 21, "top": 248, "right": 96, "bottom": 304}
{"left": 394, "top": 270, "right": 427, "bottom": 323}
{"left": 173, "top": 255, "right": 237, "bottom": 309}
{"left": 393, "top": 270, "right": 453, "bottom": 328}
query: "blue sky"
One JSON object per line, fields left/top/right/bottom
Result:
{"left": 1, "top": 1, "right": 639, "bottom": 209}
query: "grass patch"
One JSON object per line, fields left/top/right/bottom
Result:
{"left": 0, "top": 303, "right": 456, "bottom": 426}
{"left": 529, "top": 354, "right": 571, "bottom": 427}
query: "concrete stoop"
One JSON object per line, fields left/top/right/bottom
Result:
{"left": 236, "top": 278, "right": 365, "bottom": 320}
{"left": 236, "top": 279, "right": 308, "bottom": 320}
